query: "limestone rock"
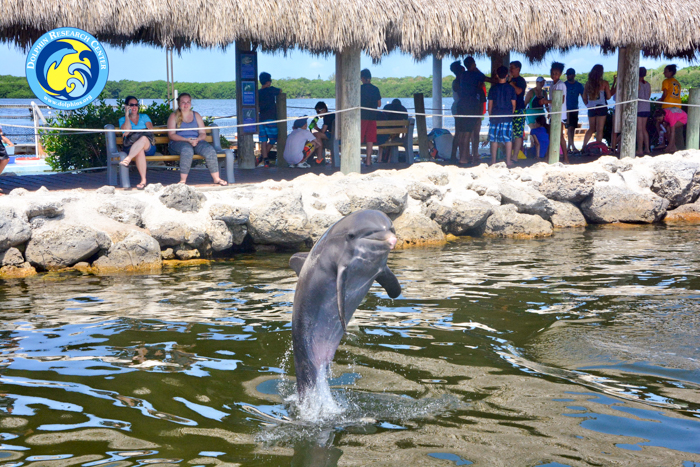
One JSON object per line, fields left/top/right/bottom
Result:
{"left": 161, "top": 248, "right": 175, "bottom": 260}
{"left": 144, "top": 183, "right": 164, "bottom": 194}
{"left": 92, "top": 231, "right": 162, "bottom": 273}
{"left": 550, "top": 200, "right": 587, "bottom": 228}
{"left": 407, "top": 182, "right": 440, "bottom": 201}
{"left": 175, "top": 247, "right": 200, "bottom": 260}
{"left": 25, "top": 225, "right": 111, "bottom": 270}
{"left": 649, "top": 160, "right": 700, "bottom": 209}
{"left": 664, "top": 201, "right": 700, "bottom": 223}
{"left": 207, "top": 220, "right": 233, "bottom": 252}
{"left": 393, "top": 211, "right": 446, "bottom": 248}
{"left": 9, "top": 188, "right": 28, "bottom": 197}
{"left": 308, "top": 212, "right": 343, "bottom": 243}
{"left": 0, "top": 209, "right": 31, "bottom": 251}
{"left": 26, "top": 201, "right": 64, "bottom": 220}
{"left": 580, "top": 184, "right": 669, "bottom": 224}
{"left": 0, "top": 262, "right": 37, "bottom": 279}
{"left": 159, "top": 184, "right": 206, "bottom": 212}
{"left": 477, "top": 204, "right": 553, "bottom": 238}
{"left": 209, "top": 204, "right": 249, "bottom": 225}
{"left": 149, "top": 222, "right": 205, "bottom": 248}
{"left": 247, "top": 194, "right": 310, "bottom": 246}
{"left": 498, "top": 181, "right": 555, "bottom": 219}
{"left": 537, "top": 171, "right": 595, "bottom": 203}
{"left": 0, "top": 247, "right": 24, "bottom": 266}
{"left": 98, "top": 197, "right": 146, "bottom": 226}
{"left": 96, "top": 186, "right": 116, "bottom": 195}
{"left": 335, "top": 179, "right": 408, "bottom": 216}
{"left": 426, "top": 198, "right": 493, "bottom": 235}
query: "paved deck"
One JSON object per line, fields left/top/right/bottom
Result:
{"left": 0, "top": 155, "right": 604, "bottom": 193}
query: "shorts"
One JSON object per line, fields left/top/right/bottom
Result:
{"left": 664, "top": 108, "right": 687, "bottom": 127}
{"left": 512, "top": 110, "right": 525, "bottom": 139}
{"left": 637, "top": 111, "right": 651, "bottom": 118}
{"left": 259, "top": 120, "right": 278, "bottom": 144}
{"left": 489, "top": 121, "right": 513, "bottom": 144}
{"left": 123, "top": 143, "right": 156, "bottom": 156}
{"left": 588, "top": 106, "right": 608, "bottom": 118}
{"left": 325, "top": 130, "right": 332, "bottom": 139}
{"left": 361, "top": 120, "right": 377, "bottom": 143}
{"left": 567, "top": 110, "right": 579, "bottom": 129}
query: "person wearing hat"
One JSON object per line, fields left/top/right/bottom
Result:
{"left": 0, "top": 125, "right": 14, "bottom": 192}
{"left": 564, "top": 68, "right": 584, "bottom": 154}
{"left": 524, "top": 77, "right": 548, "bottom": 128}
{"left": 283, "top": 118, "right": 322, "bottom": 168}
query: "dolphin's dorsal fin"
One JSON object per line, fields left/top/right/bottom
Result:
{"left": 337, "top": 266, "right": 348, "bottom": 333}
{"left": 289, "top": 252, "right": 309, "bottom": 276}
{"left": 376, "top": 266, "right": 401, "bottom": 298}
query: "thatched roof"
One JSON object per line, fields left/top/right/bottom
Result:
{"left": 3, "top": 0, "right": 700, "bottom": 60}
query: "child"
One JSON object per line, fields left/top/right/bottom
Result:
{"left": 541, "top": 62, "right": 569, "bottom": 163}
{"left": 283, "top": 118, "right": 322, "bottom": 168}
{"left": 311, "top": 101, "right": 335, "bottom": 165}
{"left": 529, "top": 116, "right": 550, "bottom": 159}
{"left": 654, "top": 107, "right": 686, "bottom": 153}
{"left": 488, "top": 66, "right": 517, "bottom": 166}
{"left": 659, "top": 65, "right": 686, "bottom": 152}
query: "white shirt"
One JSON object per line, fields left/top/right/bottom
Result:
{"left": 283, "top": 128, "right": 315, "bottom": 165}
{"left": 549, "top": 80, "right": 567, "bottom": 119}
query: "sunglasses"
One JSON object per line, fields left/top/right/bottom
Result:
{"left": 127, "top": 103, "right": 139, "bottom": 107}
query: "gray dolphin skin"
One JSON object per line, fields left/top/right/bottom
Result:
{"left": 289, "top": 210, "right": 401, "bottom": 398}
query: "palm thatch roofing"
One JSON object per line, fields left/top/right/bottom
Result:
{"left": 3, "top": 0, "right": 700, "bottom": 60}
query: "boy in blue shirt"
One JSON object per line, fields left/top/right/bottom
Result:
{"left": 258, "top": 72, "right": 281, "bottom": 167}
{"left": 488, "top": 66, "right": 517, "bottom": 166}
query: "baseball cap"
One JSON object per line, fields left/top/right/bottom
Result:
{"left": 536, "top": 76, "right": 545, "bottom": 83}
{"left": 566, "top": 68, "right": 576, "bottom": 75}
{"left": 293, "top": 118, "right": 307, "bottom": 129}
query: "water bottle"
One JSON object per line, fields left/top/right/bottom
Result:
{"left": 308, "top": 117, "right": 320, "bottom": 131}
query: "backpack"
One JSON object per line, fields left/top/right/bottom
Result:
{"left": 583, "top": 141, "right": 612, "bottom": 156}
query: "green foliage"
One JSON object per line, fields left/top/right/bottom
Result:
{"left": 0, "top": 75, "right": 32, "bottom": 98}
{"left": 41, "top": 94, "right": 173, "bottom": 171}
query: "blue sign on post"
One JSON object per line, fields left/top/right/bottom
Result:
{"left": 25, "top": 27, "right": 109, "bottom": 110}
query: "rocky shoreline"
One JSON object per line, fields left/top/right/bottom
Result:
{"left": 2, "top": 152, "right": 700, "bottom": 279}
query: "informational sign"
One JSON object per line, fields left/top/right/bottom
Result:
{"left": 25, "top": 27, "right": 109, "bottom": 110}
{"left": 235, "top": 49, "right": 258, "bottom": 135}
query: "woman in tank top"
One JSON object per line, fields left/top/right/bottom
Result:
{"left": 582, "top": 64, "right": 612, "bottom": 149}
{"left": 167, "top": 93, "right": 228, "bottom": 186}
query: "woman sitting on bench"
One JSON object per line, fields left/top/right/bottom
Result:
{"left": 167, "top": 93, "right": 228, "bottom": 186}
{"left": 119, "top": 95, "right": 156, "bottom": 190}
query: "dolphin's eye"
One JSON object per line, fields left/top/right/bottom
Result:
{"left": 347, "top": 233, "right": 356, "bottom": 240}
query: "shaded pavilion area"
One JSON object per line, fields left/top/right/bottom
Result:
{"left": 3, "top": 0, "right": 700, "bottom": 180}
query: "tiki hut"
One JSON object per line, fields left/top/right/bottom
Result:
{"left": 3, "top": 0, "right": 700, "bottom": 169}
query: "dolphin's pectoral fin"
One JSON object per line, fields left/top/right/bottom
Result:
{"left": 336, "top": 266, "right": 348, "bottom": 333}
{"left": 376, "top": 267, "right": 401, "bottom": 298}
{"left": 289, "top": 252, "right": 309, "bottom": 276}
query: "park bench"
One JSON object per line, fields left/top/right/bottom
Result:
{"left": 105, "top": 124, "right": 234, "bottom": 188}
{"left": 359, "top": 118, "right": 415, "bottom": 164}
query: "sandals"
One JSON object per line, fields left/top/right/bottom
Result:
{"left": 136, "top": 183, "right": 146, "bottom": 190}
{"left": 119, "top": 158, "right": 131, "bottom": 167}
{"left": 214, "top": 179, "right": 228, "bottom": 186}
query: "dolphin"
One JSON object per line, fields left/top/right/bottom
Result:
{"left": 289, "top": 210, "right": 401, "bottom": 399}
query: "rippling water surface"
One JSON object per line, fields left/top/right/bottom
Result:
{"left": 1, "top": 225, "right": 700, "bottom": 466}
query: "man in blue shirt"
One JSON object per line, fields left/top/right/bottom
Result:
{"left": 258, "top": 72, "right": 281, "bottom": 167}
{"left": 564, "top": 68, "right": 584, "bottom": 154}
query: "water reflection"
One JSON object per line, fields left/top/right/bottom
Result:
{"left": 0, "top": 225, "right": 699, "bottom": 464}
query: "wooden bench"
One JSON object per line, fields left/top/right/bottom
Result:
{"left": 359, "top": 118, "right": 415, "bottom": 164}
{"left": 105, "top": 124, "right": 234, "bottom": 188}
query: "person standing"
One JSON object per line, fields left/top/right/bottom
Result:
{"left": 360, "top": 68, "right": 382, "bottom": 166}
{"left": 460, "top": 57, "right": 494, "bottom": 164}
{"left": 450, "top": 60, "right": 466, "bottom": 162}
{"left": 525, "top": 77, "right": 549, "bottom": 126}
{"left": 564, "top": 68, "right": 584, "bottom": 154}
{"left": 540, "top": 62, "right": 569, "bottom": 162}
{"left": 488, "top": 66, "right": 517, "bottom": 167}
{"left": 258, "top": 72, "right": 281, "bottom": 167}
{"left": 637, "top": 67, "right": 652, "bottom": 156}
{"left": 659, "top": 65, "right": 686, "bottom": 152}
{"left": 508, "top": 61, "right": 527, "bottom": 161}
{"left": 582, "top": 64, "right": 612, "bottom": 150}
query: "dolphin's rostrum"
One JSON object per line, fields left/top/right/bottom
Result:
{"left": 289, "top": 210, "right": 401, "bottom": 399}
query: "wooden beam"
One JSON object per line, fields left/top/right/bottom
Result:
{"left": 414, "top": 93, "right": 429, "bottom": 160}
{"left": 235, "top": 41, "right": 256, "bottom": 169}
{"left": 432, "top": 56, "right": 443, "bottom": 129}
{"left": 620, "top": 46, "right": 640, "bottom": 159}
{"left": 340, "top": 47, "right": 361, "bottom": 175}
{"left": 687, "top": 88, "right": 700, "bottom": 150}
{"left": 548, "top": 90, "right": 563, "bottom": 164}
{"left": 276, "top": 93, "right": 288, "bottom": 167}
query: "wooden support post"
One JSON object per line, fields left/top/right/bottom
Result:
{"left": 548, "top": 90, "right": 563, "bottom": 164}
{"left": 276, "top": 93, "right": 288, "bottom": 167}
{"left": 432, "top": 56, "right": 443, "bottom": 129}
{"left": 620, "top": 46, "right": 640, "bottom": 159}
{"left": 687, "top": 88, "right": 700, "bottom": 150}
{"left": 414, "top": 93, "right": 429, "bottom": 160}
{"left": 490, "top": 52, "right": 510, "bottom": 78}
{"left": 340, "top": 47, "right": 361, "bottom": 175}
{"left": 236, "top": 41, "right": 256, "bottom": 169}
{"left": 333, "top": 54, "right": 343, "bottom": 167}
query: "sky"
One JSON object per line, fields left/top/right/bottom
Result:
{"left": 0, "top": 42, "right": 691, "bottom": 82}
